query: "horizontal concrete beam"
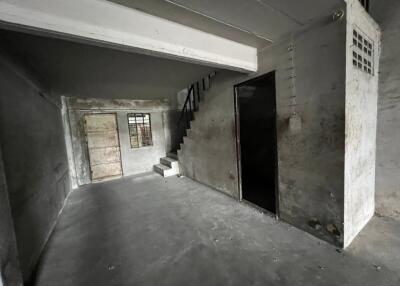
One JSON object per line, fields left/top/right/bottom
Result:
{"left": 0, "top": 0, "right": 257, "bottom": 72}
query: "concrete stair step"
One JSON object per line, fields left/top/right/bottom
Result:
{"left": 185, "top": 129, "right": 195, "bottom": 137}
{"left": 154, "top": 164, "right": 178, "bottom": 177}
{"left": 175, "top": 72, "right": 216, "bottom": 174}
{"left": 177, "top": 149, "right": 183, "bottom": 159}
{"left": 183, "top": 135, "right": 196, "bottom": 146}
{"left": 160, "top": 157, "right": 179, "bottom": 169}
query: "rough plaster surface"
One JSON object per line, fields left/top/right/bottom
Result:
{"left": 178, "top": 71, "right": 241, "bottom": 199}
{"left": 61, "top": 97, "right": 79, "bottom": 189}
{"left": 66, "top": 97, "right": 174, "bottom": 186}
{"left": 0, "top": 149, "right": 23, "bottom": 285}
{"left": 343, "top": 0, "right": 381, "bottom": 248}
{"left": 370, "top": 0, "right": 400, "bottom": 220}
{"left": 34, "top": 174, "right": 400, "bottom": 285}
{"left": 179, "top": 19, "right": 347, "bottom": 246}
{"left": 118, "top": 112, "right": 166, "bottom": 176}
{"left": 0, "top": 51, "right": 70, "bottom": 281}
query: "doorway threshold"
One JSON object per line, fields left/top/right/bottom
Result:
{"left": 241, "top": 199, "right": 278, "bottom": 219}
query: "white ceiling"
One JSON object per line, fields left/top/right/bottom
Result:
{"left": 166, "top": 0, "right": 345, "bottom": 42}
{"left": 107, "top": 0, "right": 345, "bottom": 48}
{"left": 108, "top": 0, "right": 271, "bottom": 48}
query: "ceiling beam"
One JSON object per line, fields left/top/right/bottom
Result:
{"left": 0, "top": 0, "right": 257, "bottom": 72}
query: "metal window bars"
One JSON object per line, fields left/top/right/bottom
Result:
{"left": 127, "top": 113, "right": 153, "bottom": 148}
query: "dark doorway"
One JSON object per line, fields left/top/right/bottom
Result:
{"left": 235, "top": 72, "right": 278, "bottom": 214}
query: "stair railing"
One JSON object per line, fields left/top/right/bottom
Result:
{"left": 179, "top": 84, "right": 194, "bottom": 135}
{"left": 177, "top": 72, "right": 216, "bottom": 148}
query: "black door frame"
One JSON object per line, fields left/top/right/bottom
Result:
{"left": 233, "top": 71, "right": 279, "bottom": 217}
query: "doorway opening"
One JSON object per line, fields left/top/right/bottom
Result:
{"left": 235, "top": 72, "right": 278, "bottom": 214}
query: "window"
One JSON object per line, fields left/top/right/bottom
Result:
{"left": 358, "top": 0, "right": 370, "bottom": 12}
{"left": 127, "top": 113, "right": 153, "bottom": 148}
{"left": 352, "top": 28, "right": 374, "bottom": 75}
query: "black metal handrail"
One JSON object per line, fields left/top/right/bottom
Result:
{"left": 176, "top": 72, "right": 216, "bottom": 149}
{"left": 179, "top": 85, "right": 194, "bottom": 120}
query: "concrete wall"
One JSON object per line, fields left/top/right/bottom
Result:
{"left": 118, "top": 112, "right": 165, "bottom": 176}
{"left": 0, "top": 48, "right": 70, "bottom": 281}
{"left": 0, "top": 29, "right": 216, "bottom": 110}
{"left": 178, "top": 15, "right": 347, "bottom": 246}
{"left": 0, "top": 149, "right": 23, "bottom": 286}
{"left": 343, "top": 0, "right": 381, "bottom": 247}
{"left": 370, "top": 0, "right": 400, "bottom": 220}
{"left": 66, "top": 97, "right": 175, "bottom": 186}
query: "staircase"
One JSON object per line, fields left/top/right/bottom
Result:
{"left": 154, "top": 152, "right": 180, "bottom": 177}
{"left": 153, "top": 71, "right": 216, "bottom": 177}
{"left": 176, "top": 71, "right": 216, "bottom": 147}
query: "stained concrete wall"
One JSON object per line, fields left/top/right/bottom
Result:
{"left": 343, "top": 0, "right": 381, "bottom": 247}
{"left": 0, "top": 48, "right": 70, "bottom": 281}
{"left": 178, "top": 15, "right": 347, "bottom": 246}
{"left": 370, "top": 0, "right": 400, "bottom": 220}
{"left": 0, "top": 149, "right": 23, "bottom": 286}
{"left": 66, "top": 97, "right": 175, "bottom": 186}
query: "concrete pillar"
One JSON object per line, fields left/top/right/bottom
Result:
{"left": 344, "top": 0, "right": 381, "bottom": 247}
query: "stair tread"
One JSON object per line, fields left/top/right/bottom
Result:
{"left": 154, "top": 164, "right": 171, "bottom": 170}
{"left": 161, "top": 157, "right": 178, "bottom": 163}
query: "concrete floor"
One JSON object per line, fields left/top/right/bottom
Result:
{"left": 34, "top": 173, "right": 400, "bottom": 286}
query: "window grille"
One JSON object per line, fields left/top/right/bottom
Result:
{"left": 352, "top": 28, "right": 374, "bottom": 75}
{"left": 127, "top": 113, "right": 153, "bottom": 148}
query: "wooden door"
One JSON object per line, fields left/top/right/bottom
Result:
{"left": 84, "top": 113, "right": 123, "bottom": 182}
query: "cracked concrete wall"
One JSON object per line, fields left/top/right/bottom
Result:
{"left": 344, "top": 0, "right": 381, "bottom": 248}
{"left": 0, "top": 48, "right": 71, "bottom": 281}
{"left": 370, "top": 0, "right": 400, "bottom": 220}
{"left": 66, "top": 97, "right": 174, "bottom": 186}
{"left": 178, "top": 17, "right": 347, "bottom": 247}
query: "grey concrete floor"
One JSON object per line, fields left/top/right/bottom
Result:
{"left": 34, "top": 173, "right": 400, "bottom": 286}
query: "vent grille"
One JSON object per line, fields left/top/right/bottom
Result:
{"left": 352, "top": 28, "right": 374, "bottom": 75}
